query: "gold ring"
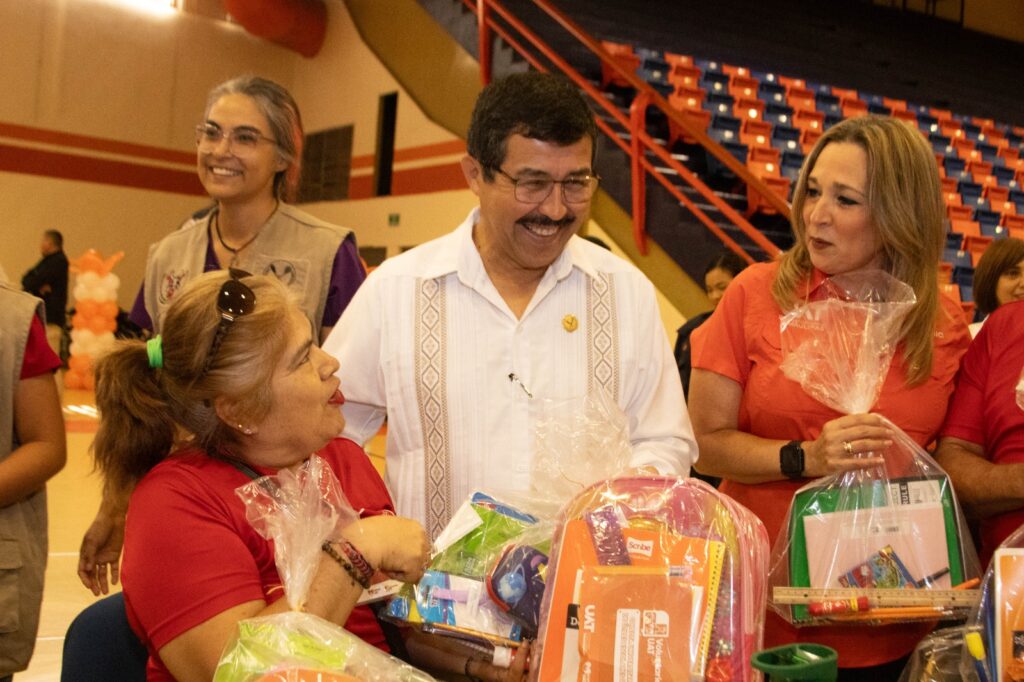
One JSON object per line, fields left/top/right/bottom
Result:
{"left": 843, "top": 441, "right": 854, "bottom": 455}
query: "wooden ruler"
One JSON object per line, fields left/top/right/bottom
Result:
{"left": 773, "top": 586, "right": 981, "bottom": 607}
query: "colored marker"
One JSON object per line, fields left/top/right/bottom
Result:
{"left": 808, "top": 596, "right": 871, "bottom": 616}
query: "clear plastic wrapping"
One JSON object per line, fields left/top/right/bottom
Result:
{"left": 769, "top": 271, "right": 980, "bottom": 626}
{"left": 216, "top": 455, "right": 436, "bottom": 681}
{"left": 383, "top": 491, "right": 541, "bottom": 650}
{"left": 383, "top": 390, "right": 636, "bottom": 657}
{"left": 530, "top": 476, "right": 769, "bottom": 682}
{"left": 959, "top": 524, "right": 1024, "bottom": 682}
{"left": 898, "top": 626, "right": 974, "bottom": 682}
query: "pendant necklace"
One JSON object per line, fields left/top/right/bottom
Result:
{"left": 213, "top": 210, "right": 264, "bottom": 267}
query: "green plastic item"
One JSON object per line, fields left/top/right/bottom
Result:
{"left": 751, "top": 643, "right": 838, "bottom": 681}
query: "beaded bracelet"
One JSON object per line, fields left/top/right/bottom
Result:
{"left": 335, "top": 539, "right": 375, "bottom": 586}
{"left": 321, "top": 541, "right": 371, "bottom": 590}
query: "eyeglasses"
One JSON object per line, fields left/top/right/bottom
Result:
{"left": 195, "top": 123, "right": 277, "bottom": 154}
{"left": 492, "top": 167, "right": 600, "bottom": 204}
{"left": 199, "top": 268, "right": 256, "bottom": 378}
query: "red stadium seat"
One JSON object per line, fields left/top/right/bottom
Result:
{"left": 883, "top": 97, "right": 908, "bottom": 111}
{"left": 669, "top": 85, "right": 706, "bottom": 110}
{"left": 800, "top": 128, "right": 822, "bottom": 153}
{"left": 599, "top": 40, "right": 641, "bottom": 88}
{"left": 841, "top": 97, "right": 868, "bottom": 118}
{"left": 947, "top": 205, "right": 973, "bottom": 221}
{"left": 793, "top": 108, "right": 825, "bottom": 133}
{"left": 892, "top": 109, "right": 917, "bottom": 125}
{"left": 664, "top": 52, "right": 693, "bottom": 67}
{"left": 729, "top": 75, "right": 759, "bottom": 100}
{"left": 951, "top": 219, "right": 982, "bottom": 239}
{"left": 787, "top": 86, "right": 816, "bottom": 111}
{"left": 734, "top": 97, "right": 765, "bottom": 121}
{"left": 668, "top": 63, "right": 701, "bottom": 89}
{"left": 740, "top": 119, "right": 773, "bottom": 149}
{"left": 667, "top": 108, "right": 711, "bottom": 146}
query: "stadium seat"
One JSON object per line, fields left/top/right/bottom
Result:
{"left": 701, "top": 70, "right": 730, "bottom": 94}
{"left": 667, "top": 108, "right": 711, "bottom": 146}
{"left": 704, "top": 92, "right": 735, "bottom": 116}
{"left": 763, "top": 103, "right": 794, "bottom": 127}
{"left": 939, "top": 282, "right": 961, "bottom": 304}
{"left": 841, "top": 97, "right": 868, "bottom": 118}
{"left": 892, "top": 109, "right": 917, "bottom": 125}
{"left": 740, "top": 119, "right": 773, "bottom": 149}
{"left": 599, "top": 40, "right": 641, "bottom": 89}
{"left": 787, "top": 86, "right": 816, "bottom": 111}
{"left": 746, "top": 175, "right": 791, "bottom": 216}
{"left": 815, "top": 92, "right": 842, "bottom": 117}
{"left": 734, "top": 97, "right": 765, "bottom": 121}
{"left": 664, "top": 52, "right": 694, "bottom": 66}
{"left": 668, "top": 63, "right": 701, "bottom": 89}
{"left": 730, "top": 75, "right": 759, "bottom": 100}
{"left": 772, "top": 125, "right": 802, "bottom": 153}
{"left": 669, "top": 85, "right": 706, "bottom": 111}
{"left": 793, "top": 109, "right": 825, "bottom": 133}
{"left": 800, "top": 128, "right": 822, "bottom": 154}
{"left": 947, "top": 205, "right": 974, "bottom": 221}
{"left": 759, "top": 81, "right": 787, "bottom": 106}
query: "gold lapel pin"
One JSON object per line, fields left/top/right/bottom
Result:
{"left": 562, "top": 314, "right": 578, "bottom": 332}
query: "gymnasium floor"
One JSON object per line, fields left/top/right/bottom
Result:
{"left": 22, "top": 387, "right": 388, "bottom": 680}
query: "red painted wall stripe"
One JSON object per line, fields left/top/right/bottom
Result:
{"left": 0, "top": 122, "right": 195, "bottom": 165}
{"left": 0, "top": 143, "right": 206, "bottom": 195}
{"left": 349, "top": 161, "right": 465, "bottom": 199}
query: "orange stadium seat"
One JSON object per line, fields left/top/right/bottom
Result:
{"left": 599, "top": 40, "right": 640, "bottom": 88}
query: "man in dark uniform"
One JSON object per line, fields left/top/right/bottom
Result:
{"left": 21, "top": 229, "right": 69, "bottom": 359}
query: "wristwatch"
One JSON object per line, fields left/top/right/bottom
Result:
{"left": 780, "top": 440, "right": 805, "bottom": 479}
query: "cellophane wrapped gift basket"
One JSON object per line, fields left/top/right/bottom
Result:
{"left": 214, "top": 455, "right": 436, "bottom": 682}
{"left": 768, "top": 271, "right": 980, "bottom": 627}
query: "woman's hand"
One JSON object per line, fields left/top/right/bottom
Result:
{"left": 342, "top": 515, "right": 430, "bottom": 583}
{"left": 803, "top": 413, "right": 893, "bottom": 478}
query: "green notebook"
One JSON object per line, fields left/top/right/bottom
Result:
{"left": 786, "top": 475, "right": 964, "bottom": 622}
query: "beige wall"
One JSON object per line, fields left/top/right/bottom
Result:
{"left": 0, "top": 0, "right": 685, "bottom": 338}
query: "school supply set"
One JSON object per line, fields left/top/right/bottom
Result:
{"left": 215, "top": 455, "right": 436, "bottom": 682}
{"left": 382, "top": 391, "right": 638, "bottom": 661}
{"left": 768, "top": 271, "right": 980, "bottom": 626}
{"left": 383, "top": 491, "right": 545, "bottom": 650}
{"left": 958, "top": 524, "right": 1024, "bottom": 682}
{"left": 897, "top": 626, "right": 972, "bottom": 682}
{"left": 530, "top": 476, "right": 770, "bottom": 682}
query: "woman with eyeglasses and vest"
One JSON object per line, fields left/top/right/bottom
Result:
{"left": 81, "top": 74, "right": 366, "bottom": 598}
{"left": 127, "top": 74, "right": 365, "bottom": 344}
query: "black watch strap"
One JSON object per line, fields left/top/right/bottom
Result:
{"left": 780, "top": 440, "right": 805, "bottom": 479}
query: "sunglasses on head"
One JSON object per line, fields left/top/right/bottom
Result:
{"left": 199, "top": 268, "right": 256, "bottom": 378}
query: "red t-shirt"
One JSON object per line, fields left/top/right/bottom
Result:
{"left": 20, "top": 315, "right": 60, "bottom": 379}
{"left": 941, "top": 300, "right": 1024, "bottom": 568}
{"left": 691, "top": 261, "right": 970, "bottom": 668}
{"left": 122, "top": 438, "right": 394, "bottom": 681}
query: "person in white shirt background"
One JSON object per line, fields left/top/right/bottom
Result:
{"left": 968, "top": 237, "right": 1024, "bottom": 337}
{"left": 324, "top": 71, "right": 697, "bottom": 539}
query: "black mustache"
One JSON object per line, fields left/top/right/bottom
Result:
{"left": 518, "top": 214, "right": 576, "bottom": 229}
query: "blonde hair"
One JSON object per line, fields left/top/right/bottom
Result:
{"left": 773, "top": 115, "right": 945, "bottom": 385}
{"left": 93, "top": 272, "right": 294, "bottom": 491}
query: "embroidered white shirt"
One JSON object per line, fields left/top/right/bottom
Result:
{"left": 324, "top": 208, "right": 697, "bottom": 537}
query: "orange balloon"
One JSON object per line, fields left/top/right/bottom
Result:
{"left": 83, "top": 372, "right": 95, "bottom": 391}
{"left": 64, "top": 368, "right": 85, "bottom": 390}
{"left": 68, "top": 355, "right": 92, "bottom": 373}
{"left": 77, "top": 300, "right": 100, "bottom": 318}
{"left": 87, "top": 314, "right": 108, "bottom": 334}
{"left": 72, "top": 313, "right": 87, "bottom": 329}
{"left": 99, "top": 301, "right": 119, "bottom": 318}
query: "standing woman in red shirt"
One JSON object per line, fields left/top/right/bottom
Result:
{"left": 688, "top": 116, "right": 970, "bottom": 680}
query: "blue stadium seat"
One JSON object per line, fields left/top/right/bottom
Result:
{"left": 861, "top": 93, "right": 884, "bottom": 107}
{"left": 823, "top": 114, "right": 843, "bottom": 130}
{"left": 763, "top": 103, "right": 794, "bottom": 127}
{"left": 959, "top": 180, "right": 983, "bottom": 201}
{"left": 981, "top": 223, "right": 1009, "bottom": 240}
{"left": 975, "top": 208, "right": 1001, "bottom": 228}
{"left": 695, "top": 58, "right": 722, "bottom": 73}
{"left": 959, "top": 284, "right": 974, "bottom": 302}
{"left": 868, "top": 103, "right": 892, "bottom": 115}
{"left": 929, "top": 133, "right": 951, "bottom": 154}
{"left": 771, "top": 125, "right": 801, "bottom": 153}
{"left": 781, "top": 151, "right": 804, "bottom": 183}
{"left": 943, "top": 157, "right": 967, "bottom": 176}
{"left": 977, "top": 143, "right": 999, "bottom": 163}
{"left": 703, "top": 92, "right": 735, "bottom": 116}
{"left": 638, "top": 57, "right": 671, "bottom": 85}
{"left": 758, "top": 81, "right": 787, "bottom": 105}
{"left": 710, "top": 113, "right": 741, "bottom": 136}
{"left": 701, "top": 70, "right": 730, "bottom": 94}
{"left": 815, "top": 93, "right": 841, "bottom": 117}
{"left": 1011, "top": 189, "right": 1024, "bottom": 212}
{"left": 962, "top": 123, "right": 982, "bottom": 141}
{"left": 916, "top": 114, "right": 939, "bottom": 134}
{"left": 634, "top": 46, "right": 664, "bottom": 60}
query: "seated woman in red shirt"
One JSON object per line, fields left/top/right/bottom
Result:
{"left": 92, "top": 271, "right": 528, "bottom": 682}
{"left": 688, "top": 116, "right": 970, "bottom": 679}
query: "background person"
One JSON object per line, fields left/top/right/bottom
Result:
{"left": 21, "top": 229, "right": 69, "bottom": 359}
{"left": 81, "top": 74, "right": 368, "bottom": 585}
{"left": 688, "top": 115, "right": 970, "bottom": 678}
{"left": 968, "top": 236, "right": 1024, "bottom": 337}
{"left": 127, "top": 75, "right": 365, "bottom": 342}
{"left": 323, "top": 72, "right": 696, "bottom": 539}
{"left": 0, "top": 283, "right": 67, "bottom": 680}
{"left": 673, "top": 249, "right": 748, "bottom": 401}
{"left": 935, "top": 300, "right": 1024, "bottom": 568}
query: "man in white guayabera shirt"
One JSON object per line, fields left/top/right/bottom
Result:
{"left": 323, "top": 72, "right": 697, "bottom": 539}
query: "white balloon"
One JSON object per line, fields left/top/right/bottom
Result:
{"left": 78, "top": 271, "right": 100, "bottom": 287}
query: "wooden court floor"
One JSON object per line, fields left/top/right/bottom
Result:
{"left": 22, "top": 387, "right": 387, "bottom": 680}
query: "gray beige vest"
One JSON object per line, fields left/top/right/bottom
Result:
{"left": 143, "top": 204, "right": 348, "bottom": 332}
{"left": 0, "top": 284, "right": 49, "bottom": 673}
